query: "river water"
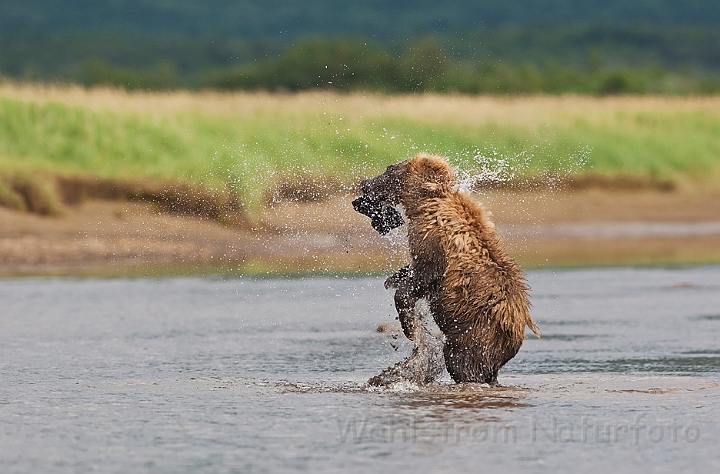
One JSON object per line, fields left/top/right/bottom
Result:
{"left": 1, "top": 266, "right": 719, "bottom": 473}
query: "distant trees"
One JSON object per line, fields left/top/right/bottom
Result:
{"left": 203, "top": 39, "right": 393, "bottom": 91}
{"left": 2, "top": 26, "right": 720, "bottom": 95}
{"left": 201, "top": 37, "right": 720, "bottom": 95}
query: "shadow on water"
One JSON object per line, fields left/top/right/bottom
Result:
{"left": 390, "top": 384, "right": 531, "bottom": 414}
{"left": 279, "top": 379, "right": 531, "bottom": 420}
{"left": 376, "top": 385, "right": 534, "bottom": 447}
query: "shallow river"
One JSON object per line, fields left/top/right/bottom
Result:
{"left": 1, "top": 266, "right": 720, "bottom": 473}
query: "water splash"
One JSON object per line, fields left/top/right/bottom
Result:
{"left": 367, "top": 299, "right": 446, "bottom": 387}
{"left": 451, "top": 145, "right": 592, "bottom": 249}
{"left": 455, "top": 145, "right": 591, "bottom": 192}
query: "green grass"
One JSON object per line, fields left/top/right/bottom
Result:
{"left": 559, "top": 111, "right": 720, "bottom": 177}
{"left": 2, "top": 94, "right": 720, "bottom": 209}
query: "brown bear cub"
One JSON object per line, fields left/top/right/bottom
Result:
{"left": 359, "top": 153, "right": 540, "bottom": 385}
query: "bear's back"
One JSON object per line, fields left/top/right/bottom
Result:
{"left": 429, "top": 190, "right": 533, "bottom": 343}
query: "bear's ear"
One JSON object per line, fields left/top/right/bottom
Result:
{"left": 412, "top": 154, "right": 454, "bottom": 186}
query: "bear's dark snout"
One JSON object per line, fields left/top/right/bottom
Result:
{"left": 352, "top": 195, "right": 404, "bottom": 235}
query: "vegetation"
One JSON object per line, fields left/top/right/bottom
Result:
{"left": 2, "top": 87, "right": 720, "bottom": 214}
{"left": 3, "top": 1, "right": 719, "bottom": 36}
{"left": 3, "top": 26, "right": 720, "bottom": 95}
{"left": 202, "top": 36, "right": 720, "bottom": 95}
{"left": 3, "top": 2, "right": 720, "bottom": 94}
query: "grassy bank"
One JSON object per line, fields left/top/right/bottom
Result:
{"left": 1, "top": 85, "right": 720, "bottom": 212}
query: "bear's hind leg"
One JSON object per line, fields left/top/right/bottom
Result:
{"left": 443, "top": 343, "right": 499, "bottom": 385}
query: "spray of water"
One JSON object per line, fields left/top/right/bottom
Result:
{"left": 455, "top": 145, "right": 591, "bottom": 193}
{"left": 367, "top": 299, "right": 446, "bottom": 387}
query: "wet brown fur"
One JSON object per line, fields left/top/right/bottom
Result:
{"left": 361, "top": 153, "right": 540, "bottom": 384}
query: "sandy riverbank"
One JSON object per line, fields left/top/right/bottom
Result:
{"left": 2, "top": 189, "right": 720, "bottom": 277}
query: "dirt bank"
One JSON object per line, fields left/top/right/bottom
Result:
{"left": 2, "top": 190, "right": 720, "bottom": 276}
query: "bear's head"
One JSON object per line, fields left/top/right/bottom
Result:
{"left": 360, "top": 154, "right": 454, "bottom": 207}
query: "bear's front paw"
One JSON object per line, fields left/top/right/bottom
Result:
{"left": 384, "top": 266, "right": 411, "bottom": 290}
{"left": 384, "top": 275, "right": 398, "bottom": 290}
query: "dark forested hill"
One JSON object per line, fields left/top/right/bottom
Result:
{"left": 2, "top": 1, "right": 720, "bottom": 93}
{"left": 2, "top": 1, "right": 720, "bottom": 36}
